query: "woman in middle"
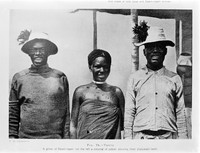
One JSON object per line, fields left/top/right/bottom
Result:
{"left": 70, "top": 49, "right": 125, "bottom": 139}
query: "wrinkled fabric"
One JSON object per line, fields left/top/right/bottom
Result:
{"left": 9, "top": 64, "right": 70, "bottom": 139}
{"left": 124, "top": 66, "right": 188, "bottom": 139}
{"left": 77, "top": 100, "right": 121, "bottom": 139}
{"left": 133, "top": 131, "right": 177, "bottom": 139}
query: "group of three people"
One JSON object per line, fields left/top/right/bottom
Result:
{"left": 9, "top": 26, "right": 188, "bottom": 139}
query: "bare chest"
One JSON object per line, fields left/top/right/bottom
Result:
{"left": 82, "top": 88, "right": 118, "bottom": 105}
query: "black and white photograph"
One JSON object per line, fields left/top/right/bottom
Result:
{"left": 0, "top": 0, "right": 199, "bottom": 152}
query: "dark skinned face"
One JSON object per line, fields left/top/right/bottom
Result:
{"left": 90, "top": 57, "right": 110, "bottom": 82}
{"left": 143, "top": 42, "right": 167, "bottom": 71}
{"left": 28, "top": 42, "right": 49, "bottom": 67}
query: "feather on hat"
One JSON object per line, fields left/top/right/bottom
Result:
{"left": 133, "top": 22, "right": 175, "bottom": 47}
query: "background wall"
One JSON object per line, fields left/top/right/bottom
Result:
{"left": 9, "top": 9, "right": 176, "bottom": 109}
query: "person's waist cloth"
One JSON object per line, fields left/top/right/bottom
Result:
{"left": 141, "top": 130, "right": 170, "bottom": 136}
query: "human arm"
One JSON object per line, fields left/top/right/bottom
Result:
{"left": 62, "top": 76, "right": 70, "bottom": 139}
{"left": 115, "top": 87, "right": 125, "bottom": 138}
{"left": 115, "top": 87, "right": 125, "bottom": 139}
{"left": 124, "top": 75, "right": 136, "bottom": 139}
{"left": 175, "top": 76, "right": 188, "bottom": 139}
{"left": 70, "top": 87, "right": 82, "bottom": 139}
{"left": 9, "top": 75, "right": 20, "bottom": 138}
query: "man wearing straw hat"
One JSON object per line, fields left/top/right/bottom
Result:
{"left": 9, "top": 30, "right": 70, "bottom": 139}
{"left": 124, "top": 25, "right": 188, "bottom": 139}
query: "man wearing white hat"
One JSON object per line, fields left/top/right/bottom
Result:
{"left": 124, "top": 26, "right": 188, "bottom": 139}
{"left": 9, "top": 30, "right": 70, "bottom": 139}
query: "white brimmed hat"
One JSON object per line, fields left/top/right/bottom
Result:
{"left": 134, "top": 26, "right": 175, "bottom": 47}
{"left": 18, "top": 30, "right": 58, "bottom": 55}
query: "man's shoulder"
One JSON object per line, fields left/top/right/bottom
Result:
{"left": 163, "top": 68, "right": 183, "bottom": 85}
{"left": 51, "top": 68, "right": 67, "bottom": 77}
{"left": 129, "top": 67, "right": 147, "bottom": 78}
{"left": 13, "top": 68, "right": 30, "bottom": 80}
{"left": 164, "top": 68, "right": 179, "bottom": 78}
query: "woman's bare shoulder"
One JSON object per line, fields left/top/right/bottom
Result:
{"left": 107, "top": 84, "right": 123, "bottom": 93}
{"left": 74, "top": 83, "right": 93, "bottom": 93}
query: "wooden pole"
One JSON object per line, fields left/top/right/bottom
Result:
{"left": 175, "top": 20, "right": 180, "bottom": 61}
{"left": 179, "top": 20, "right": 182, "bottom": 55}
{"left": 131, "top": 9, "right": 139, "bottom": 72}
{"left": 93, "top": 10, "right": 97, "bottom": 49}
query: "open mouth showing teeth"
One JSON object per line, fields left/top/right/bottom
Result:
{"left": 34, "top": 57, "right": 43, "bottom": 62}
{"left": 98, "top": 75, "right": 105, "bottom": 77}
{"left": 151, "top": 55, "right": 160, "bottom": 59}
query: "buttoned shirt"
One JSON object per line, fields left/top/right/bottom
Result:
{"left": 9, "top": 64, "right": 70, "bottom": 139}
{"left": 124, "top": 66, "right": 188, "bottom": 139}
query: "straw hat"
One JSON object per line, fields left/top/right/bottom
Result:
{"left": 134, "top": 26, "right": 175, "bottom": 47}
{"left": 18, "top": 30, "right": 58, "bottom": 55}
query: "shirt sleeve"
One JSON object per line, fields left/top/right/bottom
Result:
{"left": 124, "top": 74, "right": 136, "bottom": 139}
{"left": 175, "top": 76, "right": 188, "bottom": 139}
{"left": 62, "top": 75, "right": 70, "bottom": 139}
{"left": 9, "top": 74, "right": 20, "bottom": 138}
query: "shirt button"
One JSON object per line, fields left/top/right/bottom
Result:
{"left": 155, "top": 92, "right": 158, "bottom": 95}
{"left": 155, "top": 107, "right": 158, "bottom": 110}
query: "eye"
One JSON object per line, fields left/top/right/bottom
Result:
{"left": 104, "top": 66, "right": 110, "bottom": 69}
{"left": 93, "top": 65, "right": 101, "bottom": 69}
{"left": 29, "top": 48, "right": 46, "bottom": 54}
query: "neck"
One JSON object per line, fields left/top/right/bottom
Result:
{"left": 30, "top": 64, "right": 50, "bottom": 73}
{"left": 92, "top": 80, "right": 106, "bottom": 85}
{"left": 147, "top": 64, "right": 163, "bottom": 71}
{"left": 32, "top": 63, "right": 48, "bottom": 68}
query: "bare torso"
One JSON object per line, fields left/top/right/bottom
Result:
{"left": 70, "top": 82, "right": 125, "bottom": 139}
{"left": 77, "top": 82, "right": 120, "bottom": 106}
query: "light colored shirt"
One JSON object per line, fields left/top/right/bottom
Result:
{"left": 124, "top": 66, "right": 188, "bottom": 139}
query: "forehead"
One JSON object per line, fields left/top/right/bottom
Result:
{"left": 92, "top": 57, "right": 110, "bottom": 65}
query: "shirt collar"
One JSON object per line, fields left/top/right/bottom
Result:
{"left": 29, "top": 64, "right": 51, "bottom": 73}
{"left": 144, "top": 65, "right": 166, "bottom": 75}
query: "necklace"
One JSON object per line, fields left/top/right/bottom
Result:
{"left": 92, "top": 80, "right": 106, "bottom": 85}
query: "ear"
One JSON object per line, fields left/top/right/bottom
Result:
{"left": 28, "top": 53, "right": 32, "bottom": 57}
{"left": 45, "top": 51, "right": 50, "bottom": 57}
{"left": 89, "top": 65, "right": 93, "bottom": 72}
{"left": 143, "top": 48, "right": 147, "bottom": 56}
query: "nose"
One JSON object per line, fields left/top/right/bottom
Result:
{"left": 99, "top": 67, "right": 104, "bottom": 72}
{"left": 152, "top": 46, "right": 159, "bottom": 52}
{"left": 35, "top": 50, "right": 40, "bottom": 55}
{"left": 34, "top": 49, "right": 43, "bottom": 55}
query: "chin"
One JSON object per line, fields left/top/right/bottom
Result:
{"left": 33, "top": 63, "right": 43, "bottom": 67}
{"left": 151, "top": 61, "right": 160, "bottom": 65}
{"left": 96, "top": 79, "right": 106, "bottom": 82}
{"left": 98, "top": 80, "right": 106, "bottom": 82}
